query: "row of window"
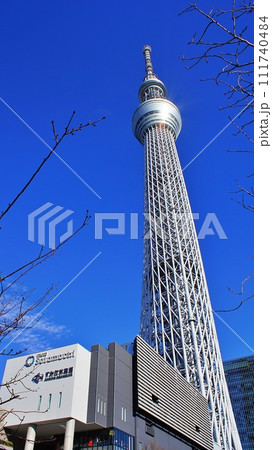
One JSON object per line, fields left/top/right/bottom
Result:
{"left": 37, "top": 392, "right": 62, "bottom": 411}
{"left": 96, "top": 399, "right": 127, "bottom": 423}
{"left": 38, "top": 394, "right": 126, "bottom": 418}
{"left": 55, "top": 427, "right": 134, "bottom": 449}
{"left": 121, "top": 406, "right": 127, "bottom": 422}
{"left": 97, "top": 398, "right": 107, "bottom": 416}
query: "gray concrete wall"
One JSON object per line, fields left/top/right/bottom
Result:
{"left": 108, "top": 342, "right": 134, "bottom": 436}
{"left": 87, "top": 344, "right": 109, "bottom": 427}
{"left": 135, "top": 415, "right": 193, "bottom": 450}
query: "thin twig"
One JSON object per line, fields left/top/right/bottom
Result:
{"left": 0, "top": 114, "right": 105, "bottom": 221}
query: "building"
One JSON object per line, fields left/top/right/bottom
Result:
{"left": 132, "top": 46, "right": 241, "bottom": 450}
{"left": 1, "top": 336, "right": 213, "bottom": 450}
{"left": 224, "top": 356, "right": 254, "bottom": 450}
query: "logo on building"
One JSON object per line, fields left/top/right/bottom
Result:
{"left": 32, "top": 373, "right": 44, "bottom": 384}
{"left": 44, "top": 367, "right": 73, "bottom": 381}
{"left": 31, "top": 367, "right": 73, "bottom": 384}
{"left": 35, "top": 350, "right": 75, "bottom": 365}
{"left": 28, "top": 202, "right": 74, "bottom": 249}
{"left": 25, "top": 356, "right": 35, "bottom": 367}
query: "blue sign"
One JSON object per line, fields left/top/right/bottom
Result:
{"left": 31, "top": 367, "right": 73, "bottom": 384}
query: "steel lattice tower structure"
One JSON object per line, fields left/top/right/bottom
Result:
{"left": 132, "top": 46, "right": 242, "bottom": 450}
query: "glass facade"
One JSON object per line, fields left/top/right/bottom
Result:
{"left": 56, "top": 428, "right": 134, "bottom": 450}
{"left": 224, "top": 356, "right": 254, "bottom": 450}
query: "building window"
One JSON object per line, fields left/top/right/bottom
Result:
{"left": 121, "top": 406, "right": 127, "bottom": 422}
{"left": 72, "top": 428, "right": 134, "bottom": 448}
{"left": 145, "top": 423, "right": 155, "bottom": 437}
{"left": 97, "top": 398, "right": 106, "bottom": 416}
{"left": 48, "top": 393, "right": 52, "bottom": 410}
{"left": 151, "top": 393, "right": 159, "bottom": 404}
{"left": 37, "top": 395, "right": 42, "bottom": 411}
{"left": 58, "top": 392, "right": 62, "bottom": 408}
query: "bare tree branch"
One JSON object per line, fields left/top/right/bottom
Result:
{"left": 0, "top": 113, "right": 105, "bottom": 222}
{"left": 179, "top": 2, "right": 253, "bottom": 47}
{"left": 179, "top": 1, "right": 254, "bottom": 140}
{"left": 227, "top": 273, "right": 253, "bottom": 295}
{"left": 0, "top": 210, "right": 91, "bottom": 284}
{"left": 213, "top": 294, "right": 253, "bottom": 312}
{"left": 213, "top": 274, "right": 254, "bottom": 312}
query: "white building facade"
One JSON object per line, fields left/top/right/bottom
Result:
{"left": 1, "top": 337, "right": 213, "bottom": 450}
{"left": 1, "top": 344, "right": 90, "bottom": 449}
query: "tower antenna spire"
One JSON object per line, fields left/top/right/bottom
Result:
{"left": 143, "top": 45, "right": 154, "bottom": 76}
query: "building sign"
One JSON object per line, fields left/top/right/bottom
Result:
{"left": 25, "top": 350, "right": 75, "bottom": 368}
{"left": 32, "top": 367, "right": 74, "bottom": 384}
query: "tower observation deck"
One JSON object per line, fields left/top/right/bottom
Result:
{"left": 132, "top": 45, "right": 242, "bottom": 450}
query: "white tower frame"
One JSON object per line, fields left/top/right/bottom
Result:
{"left": 132, "top": 46, "right": 242, "bottom": 450}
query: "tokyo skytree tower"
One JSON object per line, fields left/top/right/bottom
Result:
{"left": 132, "top": 46, "right": 242, "bottom": 450}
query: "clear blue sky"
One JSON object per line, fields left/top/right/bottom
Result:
{"left": 0, "top": 0, "right": 253, "bottom": 374}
